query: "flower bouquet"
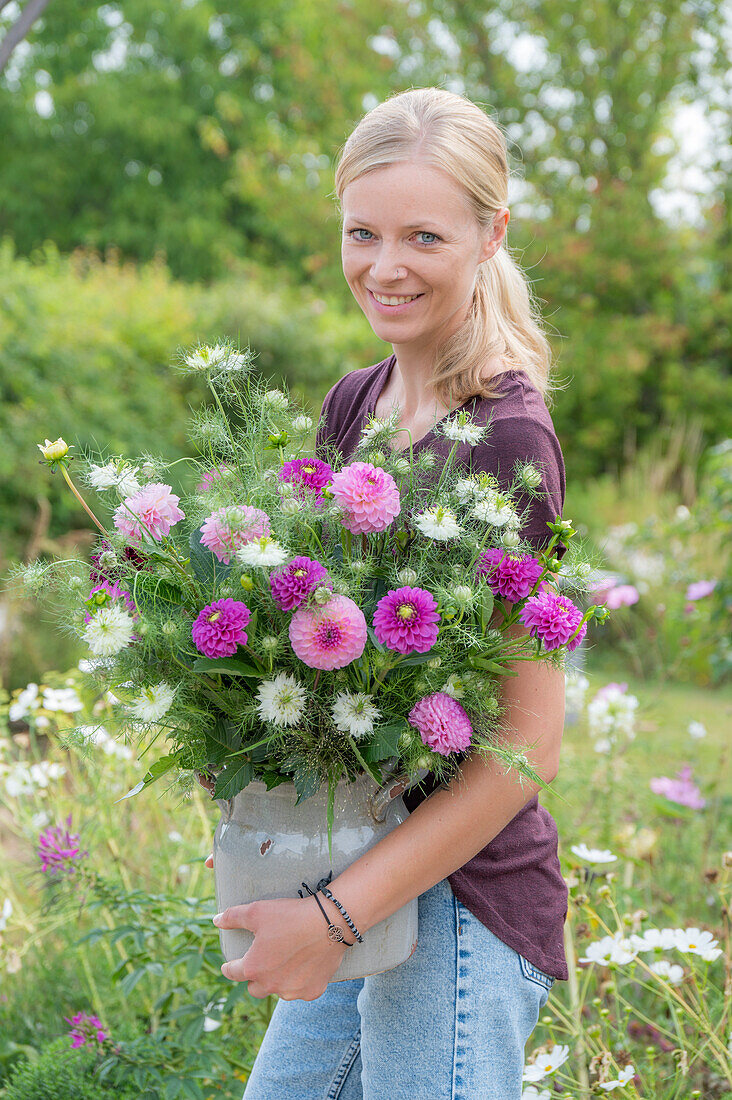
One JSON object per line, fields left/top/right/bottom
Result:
{"left": 23, "top": 341, "right": 608, "bottom": 979}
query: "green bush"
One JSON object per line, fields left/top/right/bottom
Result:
{"left": 2, "top": 1036, "right": 137, "bottom": 1100}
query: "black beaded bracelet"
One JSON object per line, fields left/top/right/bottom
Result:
{"left": 320, "top": 886, "right": 364, "bottom": 944}
{"left": 298, "top": 880, "right": 354, "bottom": 946}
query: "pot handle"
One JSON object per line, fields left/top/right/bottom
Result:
{"left": 368, "top": 767, "right": 429, "bottom": 823}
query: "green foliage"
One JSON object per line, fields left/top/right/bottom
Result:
{"left": 2, "top": 1036, "right": 138, "bottom": 1100}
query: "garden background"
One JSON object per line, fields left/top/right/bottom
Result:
{"left": 0, "top": 1, "right": 730, "bottom": 1097}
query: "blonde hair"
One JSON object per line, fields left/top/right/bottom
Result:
{"left": 333, "top": 87, "right": 559, "bottom": 409}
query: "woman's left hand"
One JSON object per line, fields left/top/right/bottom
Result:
{"left": 212, "top": 895, "right": 349, "bottom": 1001}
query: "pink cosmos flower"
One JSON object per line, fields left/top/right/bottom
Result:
{"left": 289, "top": 595, "right": 367, "bottom": 670}
{"left": 196, "top": 464, "right": 232, "bottom": 492}
{"left": 650, "top": 765, "right": 706, "bottom": 810}
{"left": 329, "top": 461, "right": 401, "bottom": 535}
{"left": 64, "top": 1011, "right": 108, "bottom": 1048}
{"left": 270, "top": 556, "right": 331, "bottom": 611}
{"left": 38, "top": 814, "right": 88, "bottom": 876}
{"left": 113, "top": 483, "right": 185, "bottom": 545}
{"left": 593, "top": 681, "right": 628, "bottom": 701}
{"left": 519, "top": 589, "right": 586, "bottom": 651}
{"left": 192, "top": 598, "right": 251, "bottom": 658}
{"left": 408, "top": 693, "right": 473, "bottom": 756}
{"left": 686, "top": 580, "right": 716, "bottom": 601}
{"left": 604, "top": 584, "right": 640, "bottom": 609}
{"left": 373, "top": 587, "right": 441, "bottom": 655}
{"left": 199, "top": 505, "right": 271, "bottom": 564}
{"left": 476, "top": 548, "right": 545, "bottom": 603}
{"left": 279, "top": 458, "right": 333, "bottom": 498}
{"left": 83, "top": 579, "right": 136, "bottom": 624}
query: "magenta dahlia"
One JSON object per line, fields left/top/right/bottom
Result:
{"left": 476, "top": 548, "right": 545, "bottom": 603}
{"left": 278, "top": 458, "right": 333, "bottom": 498}
{"left": 372, "top": 586, "right": 440, "bottom": 655}
{"left": 191, "top": 597, "right": 251, "bottom": 658}
{"left": 199, "top": 505, "right": 271, "bottom": 564}
{"left": 519, "top": 589, "right": 586, "bottom": 652}
{"left": 289, "top": 594, "right": 367, "bottom": 670}
{"left": 113, "top": 483, "right": 185, "bottom": 545}
{"left": 329, "top": 461, "right": 401, "bottom": 535}
{"left": 270, "top": 556, "right": 331, "bottom": 611}
{"left": 408, "top": 693, "right": 473, "bottom": 756}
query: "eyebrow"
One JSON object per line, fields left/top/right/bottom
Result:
{"left": 344, "top": 218, "right": 447, "bottom": 232}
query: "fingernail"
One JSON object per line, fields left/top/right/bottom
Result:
{"left": 213, "top": 912, "right": 223, "bottom": 925}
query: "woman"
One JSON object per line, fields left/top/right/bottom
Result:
{"left": 212, "top": 87, "right": 569, "bottom": 1100}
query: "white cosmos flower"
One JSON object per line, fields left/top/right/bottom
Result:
{"left": 522, "top": 1089, "right": 552, "bottom": 1100}
{"left": 82, "top": 605, "right": 135, "bottom": 656}
{"left": 291, "top": 415, "right": 313, "bottom": 432}
{"left": 522, "top": 1044, "right": 570, "bottom": 1082}
{"left": 256, "top": 673, "right": 306, "bottom": 727}
{"left": 129, "top": 682, "right": 176, "bottom": 722}
{"left": 593, "top": 737, "right": 613, "bottom": 754}
{"left": 414, "top": 505, "right": 462, "bottom": 540}
{"left": 599, "top": 1065, "right": 635, "bottom": 1090}
{"left": 570, "top": 843, "right": 617, "bottom": 864}
{"left": 41, "top": 687, "right": 83, "bottom": 713}
{"left": 674, "top": 927, "right": 722, "bottom": 961}
{"left": 687, "top": 720, "right": 707, "bottom": 740}
{"left": 440, "top": 416, "right": 487, "bottom": 445}
{"left": 587, "top": 688, "right": 639, "bottom": 741}
{"left": 564, "top": 671, "right": 590, "bottom": 712}
{"left": 331, "top": 692, "right": 381, "bottom": 738}
{"left": 649, "top": 960, "right": 684, "bottom": 984}
{"left": 236, "top": 537, "right": 288, "bottom": 567}
{"left": 579, "top": 933, "right": 638, "bottom": 965}
{"left": 629, "top": 927, "right": 677, "bottom": 952}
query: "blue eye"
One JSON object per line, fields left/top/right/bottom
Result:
{"left": 347, "top": 229, "right": 373, "bottom": 241}
{"left": 417, "top": 232, "right": 439, "bottom": 244}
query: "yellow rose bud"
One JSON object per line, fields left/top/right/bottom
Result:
{"left": 37, "top": 437, "right": 69, "bottom": 462}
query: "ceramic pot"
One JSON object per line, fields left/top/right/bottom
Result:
{"left": 212, "top": 770, "right": 418, "bottom": 982}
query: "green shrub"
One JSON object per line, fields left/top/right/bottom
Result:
{"left": 2, "top": 1036, "right": 137, "bottom": 1100}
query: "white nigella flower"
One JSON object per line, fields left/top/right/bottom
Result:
{"left": 129, "top": 682, "right": 176, "bottom": 722}
{"left": 522, "top": 1044, "right": 570, "bottom": 1083}
{"left": 87, "top": 461, "right": 122, "bottom": 490}
{"left": 472, "top": 492, "right": 518, "bottom": 528}
{"left": 414, "top": 505, "right": 462, "bottom": 541}
{"left": 116, "top": 466, "right": 142, "bottom": 496}
{"left": 41, "top": 687, "right": 83, "bottom": 713}
{"left": 331, "top": 692, "right": 381, "bottom": 738}
{"left": 440, "top": 414, "right": 487, "bottom": 446}
{"left": 291, "top": 415, "right": 313, "bottom": 432}
{"left": 261, "top": 388, "right": 289, "bottom": 411}
{"left": 236, "top": 536, "right": 288, "bottom": 568}
{"left": 454, "top": 477, "right": 482, "bottom": 503}
{"left": 185, "top": 343, "right": 230, "bottom": 371}
{"left": 256, "top": 672, "right": 307, "bottom": 727}
{"left": 687, "top": 720, "right": 707, "bottom": 740}
{"left": 579, "top": 933, "right": 638, "bottom": 966}
{"left": 649, "top": 960, "right": 684, "bottom": 984}
{"left": 570, "top": 843, "right": 617, "bottom": 864}
{"left": 599, "top": 1065, "right": 635, "bottom": 1091}
{"left": 356, "top": 411, "right": 400, "bottom": 450}
{"left": 82, "top": 605, "right": 136, "bottom": 656}
{"left": 442, "top": 674, "right": 466, "bottom": 699}
{"left": 629, "top": 927, "right": 677, "bottom": 952}
{"left": 674, "top": 927, "right": 722, "bottom": 961}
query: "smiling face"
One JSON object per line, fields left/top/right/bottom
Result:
{"left": 341, "top": 159, "right": 505, "bottom": 356}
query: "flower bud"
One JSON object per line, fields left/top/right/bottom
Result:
{"left": 415, "top": 755, "right": 433, "bottom": 771}
{"left": 37, "top": 437, "right": 69, "bottom": 463}
{"left": 501, "top": 528, "right": 521, "bottom": 549}
{"left": 162, "top": 621, "right": 177, "bottom": 635}
{"left": 240, "top": 575, "right": 255, "bottom": 591}
{"left": 261, "top": 635, "right": 279, "bottom": 651}
{"left": 519, "top": 463, "right": 542, "bottom": 489}
{"left": 313, "top": 585, "right": 333, "bottom": 605}
{"left": 427, "top": 657, "right": 442, "bottom": 669}
{"left": 370, "top": 451, "right": 387, "bottom": 466}
{"left": 281, "top": 497, "right": 302, "bottom": 515}
{"left": 292, "top": 415, "right": 313, "bottom": 432}
{"left": 397, "top": 568, "right": 418, "bottom": 586}
{"left": 454, "top": 586, "right": 472, "bottom": 604}
{"left": 392, "top": 457, "right": 410, "bottom": 476}
{"left": 262, "top": 389, "right": 288, "bottom": 411}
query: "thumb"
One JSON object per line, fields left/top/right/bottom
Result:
{"left": 213, "top": 902, "right": 258, "bottom": 931}
{"left": 204, "top": 852, "right": 213, "bottom": 869}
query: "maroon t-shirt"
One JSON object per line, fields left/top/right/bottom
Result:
{"left": 316, "top": 353, "right": 569, "bottom": 981}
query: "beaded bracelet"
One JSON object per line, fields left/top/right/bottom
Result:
{"left": 320, "top": 886, "right": 364, "bottom": 944}
{"left": 298, "top": 880, "right": 354, "bottom": 946}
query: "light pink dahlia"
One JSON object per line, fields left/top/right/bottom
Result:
{"left": 476, "top": 548, "right": 545, "bottom": 603}
{"left": 114, "top": 483, "right": 185, "bottom": 545}
{"left": 191, "top": 597, "right": 251, "bottom": 658}
{"left": 196, "top": 464, "right": 232, "bottom": 492}
{"left": 408, "top": 693, "right": 473, "bottom": 756}
{"left": 270, "top": 556, "right": 331, "bottom": 610}
{"left": 329, "top": 461, "right": 401, "bottom": 535}
{"left": 289, "top": 594, "right": 367, "bottom": 670}
{"left": 373, "top": 586, "right": 440, "bottom": 655}
{"left": 519, "top": 589, "right": 586, "bottom": 652}
{"left": 199, "top": 505, "right": 271, "bottom": 564}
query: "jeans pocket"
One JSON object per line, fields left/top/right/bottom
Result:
{"left": 518, "top": 953, "right": 555, "bottom": 992}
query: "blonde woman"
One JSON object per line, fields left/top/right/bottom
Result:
{"left": 214, "top": 87, "right": 569, "bottom": 1100}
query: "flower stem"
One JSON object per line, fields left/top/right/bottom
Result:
{"left": 59, "top": 467, "right": 110, "bottom": 536}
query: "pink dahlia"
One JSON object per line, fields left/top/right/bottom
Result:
{"left": 114, "top": 483, "right": 185, "bottom": 545}
{"left": 270, "top": 556, "right": 331, "bottom": 611}
{"left": 191, "top": 597, "right": 251, "bottom": 658}
{"left": 519, "top": 589, "right": 586, "bottom": 652}
{"left": 196, "top": 464, "right": 232, "bottom": 493}
{"left": 373, "top": 586, "right": 440, "bottom": 655}
{"left": 476, "top": 548, "right": 545, "bottom": 603}
{"left": 329, "top": 461, "right": 401, "bottom": 535}
{"left": 289, "top": 594, "right": 367, "bottom": 670}
{"left": 279, "top": 458, "right": 333, "bottom": 497}
{"left": 408, "top": 693, "right": 473, "bottom": 756}
{"left": 199, "top": 505, "right": 271, "bottom": 564}
{"left": 83, "top": 579, "right": 136, "bottom": 624}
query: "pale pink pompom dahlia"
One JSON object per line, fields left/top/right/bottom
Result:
{"left": 199, "top": 505, "right": 271, "bottom": 564}
{"left": 289, "top": 595, "right": 367, "bottom": 670}
{"left": 329, "top": 461, "right": 401, "bottom": 535}
{"left": 114, "top": 484, "right": 185, "bottom": 545}
{"left": 408, "top": 693, "right": 473, "bottom": 756}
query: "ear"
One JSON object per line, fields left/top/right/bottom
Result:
{"left": 480, "top": 208, "right": 510, "bottom": 263}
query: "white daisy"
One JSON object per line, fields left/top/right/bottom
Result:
{"left": 570, "top": 843, "right": 617, "bottom": 864}
{"left": 579, "top": 933, "right": 638, "bottom": 966}
{"left": 522, "top": 1044, "right": 570, "bottom": 1083}
{"left": 331, "top": 692, "right": 381, "bottom": 738}
{"left": 83, "top": 605, "right": 135, "bottom": 656}
{"left": 440, "top": 416, "right": 487, "bottom": 445}
{"left": 599, "top": 1065, "right": 635, "bottom": 1091}
{"left": 256, "top": 672, "right": 306, "bottom": 727}
{"left": 129, "top": 682, "right": 177, "bottom": 722}
{"left": 291, "top": 415, "right": 313, "bottom": 432}
{"left": 674, "top": 927, "right": 722, "bottom": 961}
{"left": 414, "top": 505, "right": 462, "bottom": 541}
{"left": 236, "top": 537, "right": 288, "bottom": 568}
{"left": 649, "top": 960, "right": 684, "bottom": 984}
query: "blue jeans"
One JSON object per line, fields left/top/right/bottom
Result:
{"left": 243, "top": 878, "right": 555, "bottom": 1100}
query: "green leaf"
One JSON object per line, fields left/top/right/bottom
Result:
{"left": 480, "top": 587, "right": 495, "bottom": 632}
{"left": 114, "top": 754, "right": 178, "bottom": 803}
{"left": 362, "top": 722, "right": 406, "bottom": 762}
{"left": 213, "top": 759, "right": 253, "bottom": 800}
{"left": 188, "top": 528, "right": 232, "bottom": 586}
{"left": 293, "top": 764, "right": 320, "bottom": 805}
{"left": 193, "top": 656, "right": 260, "bottom": 677}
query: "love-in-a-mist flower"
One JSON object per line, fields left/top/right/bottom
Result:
{"left": 256, "top": 672, "right": 307, "bottom": 726}
{"left": 476, "top": 548, "right": 545, "bottom": 603}
{"left": 471, "top": 490, "right": 519, "bottom": 528}
{"left": 289, "top": 595, "right": 367, "bottom": 670}
{"left": 413, "top": 504, "right": 461, "bottom": 541}
{"left": 439, "top": 413, "right": 487, "bottom": 445}
{"left": 38, "top": 814, "right": 88, "bottom": 876}
{"left": 199, "top": 505, "right": 271, "bottom": 564}
{"left": 331, "top": 692, "right": 381, "bottom": 738}
{"left": 519, "top": 589, "right": 586, "bottom": 652}
{"left": 356, "top": 411, "right": 400, "bottom": 450}
{"left": 278, "top": 458, "right": 333, "bottom": 499}
{"left": 408, "top": 693, "right": 473, "bottom": 756}
{"left": 329, "top": 461, "right": 401, "bottom": 534}
{"left": 113, "top": 483, "right": 185, "bottom": 544}
{"left": 191, "top": 598, "right": 251, "bottom": 658}
{"left": 82, "top": 605, "right": 136, "bottom": 656}
{"left": 129, "top": 682, "right": 176, "bottom": 722}
{"left": 270, "top": 556, "right": 331, "bottom": 611}
{"left": 236, "top": 536, "right": 288, "bottom": 568}
{"left": 373, "top": 586, "right": 441, "bottom": 655}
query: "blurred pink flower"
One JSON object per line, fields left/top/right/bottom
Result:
{"left": 650, "top": 765, "right": 706, "bottom": 810}
{"left": 196, "top": 464, "right": 232, "bottom": 492}
{"left": 289, "top": 595, "right": 367, "bottom": 670}
{"left": 604, "top": 584, "right": 640, "bottom": 609}
{"left": 114, "top": 484, "right": 185, "bottom": 545}
{"left": 64, "top": 1011, "right": 108, "bottom": 1048}
{"left": 38, "top": 814, "right": 88, "bottom": 876}
{"left": 686, "top": 580, "right": 716, "bottom": 601}
{"left": 409, "top": 693, "right": 473, "bottom": 755}
{"left": 329, "top": 461, "right": 401, "bottom": 534}
{"left": 594, "top": 681, "right": 628, "bottom": 700}
{"left": 199, "top": 505, "right": 270, "bottom": 564}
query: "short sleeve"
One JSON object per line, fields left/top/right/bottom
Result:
{"left": 470, "top": 416, "right": 567, "bottom": 559}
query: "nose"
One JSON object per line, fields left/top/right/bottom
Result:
{"left": 369, "top": 244, "right": 407, "bottom": 286}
